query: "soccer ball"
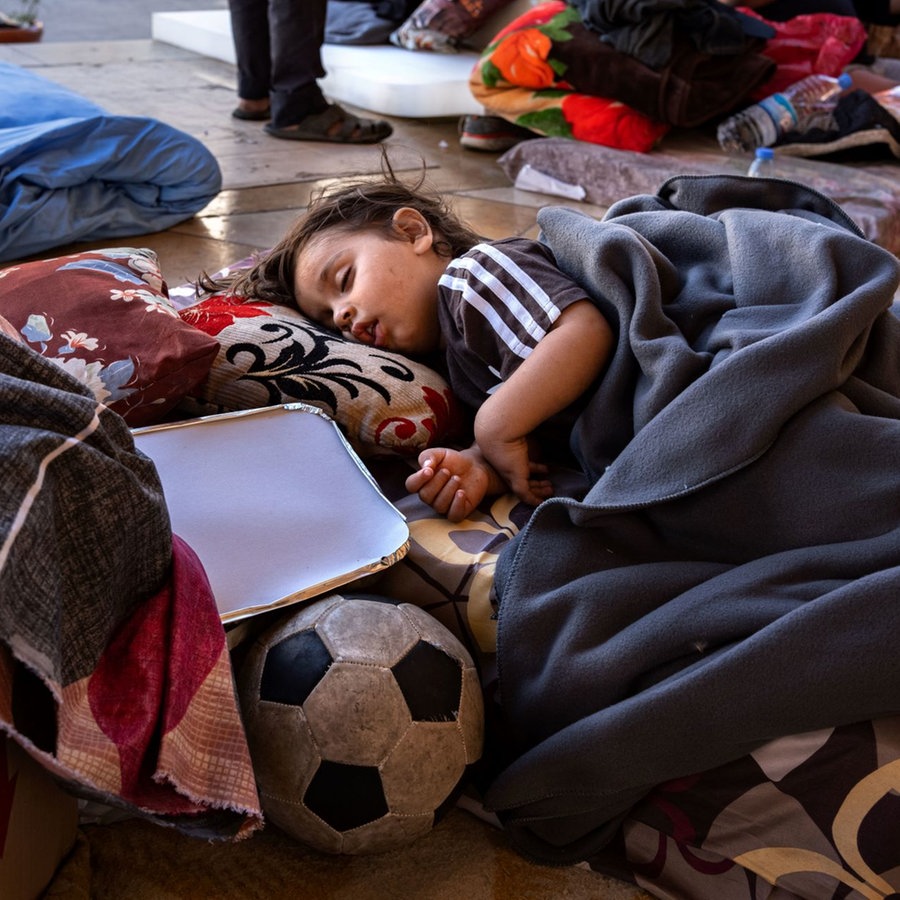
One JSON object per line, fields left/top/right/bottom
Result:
{"left": 236, "top": 592, "right": 485, "bottom": 855}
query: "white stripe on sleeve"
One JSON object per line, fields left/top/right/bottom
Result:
{"left": 440, "top": 271, "right": 533, "bottom": 359}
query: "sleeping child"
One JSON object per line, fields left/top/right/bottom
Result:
{"left": 211, "top": 160, "right": 614, "bottom": 522}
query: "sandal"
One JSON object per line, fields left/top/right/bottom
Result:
{"left": 264, "top": 104, "right": 392, "bottom": 144}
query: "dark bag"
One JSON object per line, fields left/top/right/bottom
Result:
{"left": 553, "top": 21, "right": 776, "bottom": 127}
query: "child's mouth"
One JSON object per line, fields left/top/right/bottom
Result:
{"left": 352, "top": 319, "right": 383, "bottom": 347}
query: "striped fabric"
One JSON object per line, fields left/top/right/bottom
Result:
{"left": 438, "top": 237, "right": 586, "bottom": 409}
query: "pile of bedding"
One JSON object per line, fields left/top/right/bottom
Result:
{"left": 0, "top": 61, "right": 221, "bottom": 262}
{"left": 468, "top": 1, "right": 868, "bottom": 150}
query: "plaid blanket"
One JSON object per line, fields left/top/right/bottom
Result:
{"left": 0, "top": 332, "right": 261, "bottom": 839}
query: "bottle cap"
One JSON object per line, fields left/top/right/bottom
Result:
{"left": 755, "top": 147, "right": 775, "bottom": 160}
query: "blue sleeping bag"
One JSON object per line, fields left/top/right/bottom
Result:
{"left": 0, "top": 61, "right": 222, "bottom": 262}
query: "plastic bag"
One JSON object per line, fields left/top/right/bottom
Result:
{"left": 738, "top": 9, "right": 868, "bottom": 99}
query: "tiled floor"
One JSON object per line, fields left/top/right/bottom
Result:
{"left": 0, "top": 34, "right": 607, "bottom": 293}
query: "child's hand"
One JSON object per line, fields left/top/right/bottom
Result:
{"left": 405, "top": 447, "right": 499, "bottom": 523}
{"left": 476, "top": 432, "right": 554, "bottom": 509}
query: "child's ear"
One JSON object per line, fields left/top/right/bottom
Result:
{"left": 392, "top": 207, "right": 433, "bottom": 252}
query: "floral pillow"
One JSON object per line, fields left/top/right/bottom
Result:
{"left": 391, "top": 0, "right": 517, "bottom": 51}
{"left": 0, "top": 248, "right": 220, "bottom": 427}
{"left": 178, "top": 294, "right": 466, "bottom": 458}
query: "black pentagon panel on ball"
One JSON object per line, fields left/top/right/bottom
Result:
{"left": 392, "top": 641, "right": 463, "bottom": 722}
{"left": 260, "top": 628, "right": 333, "bottom": 706}
{"left": 304, "top": 760, "right": 388, "bottom": 831}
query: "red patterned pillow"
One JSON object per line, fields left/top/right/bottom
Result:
{"left": 0, "top": 249, "right": 220, "bottom": 426}
{"left": 179, "top": 294, "right": 466, "bottom": 458}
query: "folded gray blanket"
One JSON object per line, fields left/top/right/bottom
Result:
{"left": 486, "top": 175, "right": 900, "bottom": 864}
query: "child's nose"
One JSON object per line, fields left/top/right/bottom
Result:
{"left": 336, "top": 304, "right": 355, "bottom": 327}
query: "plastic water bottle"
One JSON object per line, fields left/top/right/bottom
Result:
{"left": 718, "top": 72, "right": 852, "bottom": 153}
{"left": 747, "top": 146, "right": 776, "bottom": 176}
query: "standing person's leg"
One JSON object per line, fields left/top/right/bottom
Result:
{"left": 267, "top": 0, "right": 329, "bottom": 127}
{"left": 262, "top": 0, "right": 393, "bottom": 142}
{"left": 228, "top": 0, "right": 273, "bottom": 120}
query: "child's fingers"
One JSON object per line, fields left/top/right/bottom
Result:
{"left": 410, "top": 467, "right": 456, "bottom": 507}
{"left": 428, "top": 473, "right": 463, "bottom": 512}
{"left": 404, "top": 463, "right": 433, "bottom": 493}
{"left": 516, "top": 479, "right": 554, "bottom": 507}
{"left": 447, "top": 489, "right": 472, "bottom": 523}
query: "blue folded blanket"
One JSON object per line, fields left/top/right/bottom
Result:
{"left": 0, "top": 61, "right": 222, "bottom": 262}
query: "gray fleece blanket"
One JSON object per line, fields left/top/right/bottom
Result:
{"left": 485, "top": 175, "right": 900, "bottom": 864}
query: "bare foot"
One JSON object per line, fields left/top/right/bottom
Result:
{"left": 232, "top": 99, "right": 271, "bottom": 121}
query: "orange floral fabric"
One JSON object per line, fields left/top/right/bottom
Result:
{"left": 470, "top": 1, "right": 669, "bottom": 153}
{"left": 489, "top": 28, "right": 556, "bottom": 89}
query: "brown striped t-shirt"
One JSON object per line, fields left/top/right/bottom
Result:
{"left": 437, "top": 236, "right": 589, "bottom": 413}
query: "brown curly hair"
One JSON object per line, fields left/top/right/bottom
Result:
{"left": 198, "top": 151, "right": 483, "bottom": 308}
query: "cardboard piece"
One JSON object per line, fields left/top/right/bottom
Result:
{"left": 0, "top": 738, "right": 78, "bottom": 900}
{"left": 133, "top": 404, "right": 409, "bottom": 623}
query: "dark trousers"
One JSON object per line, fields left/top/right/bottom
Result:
{"left": 227, "top": 0, "right": 330, "bottom": 127}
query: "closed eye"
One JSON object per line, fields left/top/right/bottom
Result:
{"left": 307, "top": 305, "right": 339, "bottom": 333}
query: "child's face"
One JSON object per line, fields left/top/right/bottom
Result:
{"left": 293, "top": 209, "right": 446, "bottom": 357}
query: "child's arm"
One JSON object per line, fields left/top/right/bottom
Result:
{"left": 407, "top": 299, "right": 612, "bottom": 519}
{"left": 474, "top": 299, "right": 612, "bottom": 503}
